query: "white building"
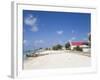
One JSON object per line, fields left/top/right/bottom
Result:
{"left": 69, "top": 41, "right": 89, "bottom": 52}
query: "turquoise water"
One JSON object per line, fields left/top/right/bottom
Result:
{"left": 23, "top": 49, "right": 41, "bottom": 59}
{"left": 23, "top": 50, "right": 35, "bottom": 59}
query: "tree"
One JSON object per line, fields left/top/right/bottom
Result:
{"left": 45, "top": 48, "right": 49, "bottom": 50}
{"left": 65, "top": 42, "right": 70, "bottom": 49}
{"left": 52, "top": 44, "right": 62, "bottom": 50}
{"left": 39, "top": 48, "right": 42, "bottom": 50}
{"left": 73, "top": 46, "right": 82, "bottom": 51}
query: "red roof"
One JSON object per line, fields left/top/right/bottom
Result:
{"left": 71, "top": 42, "right": 84, "bottom": 46}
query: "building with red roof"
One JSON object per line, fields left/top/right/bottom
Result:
{"left": 69, "top": 41, "right": 89, "bottom": 52}
{"left": 71, "top": 41, "right": 84, "bottom": 46}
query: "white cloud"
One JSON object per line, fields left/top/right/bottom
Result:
{"left": 34, "top": 40, "right": 44, "bottom": 44}
{"left": 56, "top": 30, "right": 63, "bottom": 35}
{"left": 72, "top": 30, "right": 75, "bottom": 33}
{"left": 58, "top": 40, "right": 63, "bottom": 44}
{"left": 71, "top": 37, "right": 76, "bottom": 40}
{"left": 24, "top": 15, "right": 38, "bottom": 32}
{"left": 31, "top": 25, "right": 38, "bottom": 32}
{"left": 23, "top": 40, "right": 27, "bottom": 44}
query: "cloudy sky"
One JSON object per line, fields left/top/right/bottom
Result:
{"left": 23, "top": 10, "right": 90, "bottom": 51}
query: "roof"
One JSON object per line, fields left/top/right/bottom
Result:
{"left": 70, "top": 41, "right": 88, "bottom": 46}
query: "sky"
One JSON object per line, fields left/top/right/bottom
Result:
{"left": 23, "top": 10, "right": 90, "bottom": 51}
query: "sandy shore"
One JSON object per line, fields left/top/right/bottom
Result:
{"left": 24, "top": 50, "right": 91, "bottom": 69}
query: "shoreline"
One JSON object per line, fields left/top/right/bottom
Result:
{"left": 24, "top": 50, "right": 91, "bottom": 69}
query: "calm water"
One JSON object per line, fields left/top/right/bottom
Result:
{"left": 23, "top": 50, "right": 35, "bottom": 60}
{"left": 23, "top": 49, "right": 43, "bottom": 60}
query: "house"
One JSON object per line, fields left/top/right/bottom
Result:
{"left": 69, "top": 41, "right": 90, "bottom": 52}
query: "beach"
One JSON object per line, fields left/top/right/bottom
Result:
{"left": 24, "top": 50, "right": 91, "bottom": 69}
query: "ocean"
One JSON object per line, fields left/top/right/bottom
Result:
{"left": 23, "top": 49, "right": 42, "bottom": 59}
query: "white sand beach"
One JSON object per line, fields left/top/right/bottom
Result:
{"left": 24, "top": 50, "right": 91, "bottom": 69}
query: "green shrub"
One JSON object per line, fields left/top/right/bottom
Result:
{"left": 73, "top": 46, "right": 82, "bottom": 51}
{"left": 52, "top": 44, "right": 62, "bottom": 50}
{"left": 45, "top": 48, "right": 49, "bottom": 50}
{"left": 65, "top": 42, "right": 71, "bottom": 50}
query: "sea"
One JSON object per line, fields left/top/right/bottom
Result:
{"left": 23, "top": 49, "right": 43, "bottom": 60}
{"left": 23, "top": 50, "right": 35, "bottom": 60}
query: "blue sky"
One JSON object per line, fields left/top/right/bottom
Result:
{"left": 23, "top": 10, "right": 90, "bottom": 50}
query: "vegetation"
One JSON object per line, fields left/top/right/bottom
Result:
{"left": 52, "top": 44, "right": 62, "bottom": 50}
{"left": 73, "top": 46, "right": 82, "bottom": 51}
{"left": 45, "top": 48, "right": 49, "bottom": 50}
{"left": 45, "top": 48, "right": 51, "bottom": 50}
{"left": 39, "top": 48, "right": 42, "bottom": 50}
{"left": 65, "top": 42, "right": 70, "bottom": 50}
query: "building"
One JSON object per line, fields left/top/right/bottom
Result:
{"left": 69, "top": 41, "right": 89, "bottom": 52}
